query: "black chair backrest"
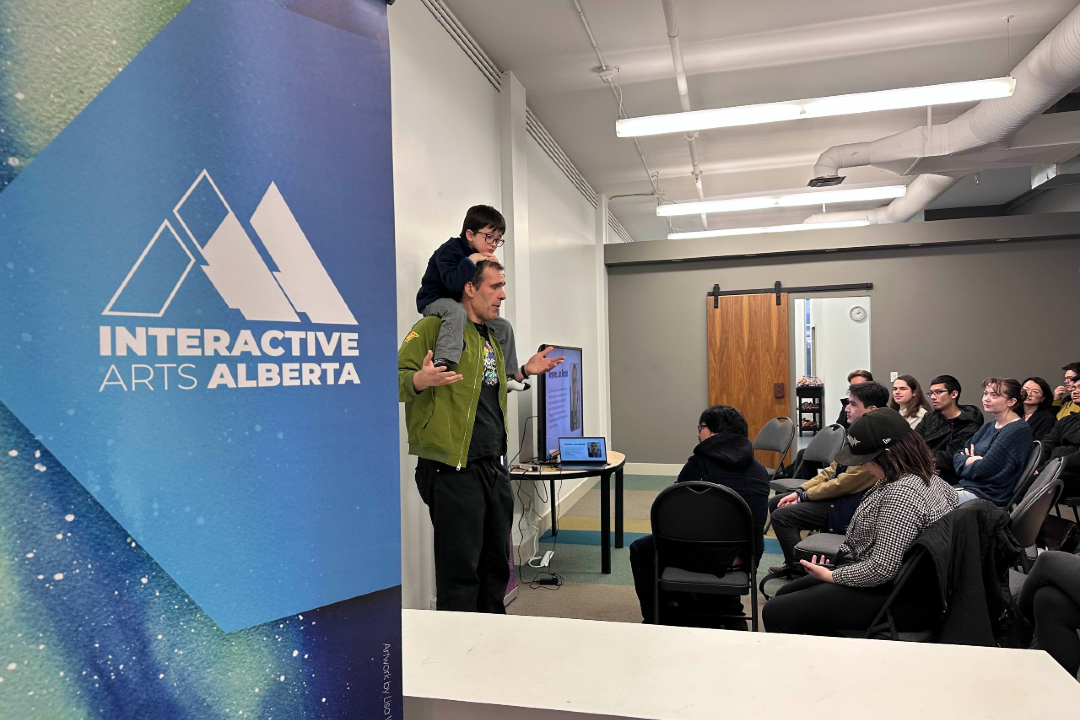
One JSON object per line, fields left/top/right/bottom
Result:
{"left": 1007, "top": 441, "right": 1043, "bottom": 511}
{"left": 651, "top": 481, "right": 754, "bottom": 564}
{"left": 1011, "top": 457, "right": 1065, "bottom": 548}
{"left": 802, "top": 423, "right": 846, "bottom": 465}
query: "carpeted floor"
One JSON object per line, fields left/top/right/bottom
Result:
{"left": 509, "top": 473, "right": 790, "bottom": 628}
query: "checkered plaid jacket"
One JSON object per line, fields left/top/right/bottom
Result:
{"left": 832, "top": 473, "right": 958, "bottom": 588}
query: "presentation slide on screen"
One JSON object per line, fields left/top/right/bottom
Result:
{"left": 560, "top": 437, "right": 606, "bottom": 462}
{"left": 544, "top": 347, "right": 583, "bottom": 458}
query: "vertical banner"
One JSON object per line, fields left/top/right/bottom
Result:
{"left": 0, "top": 0, "right": 400, "bottom": 717}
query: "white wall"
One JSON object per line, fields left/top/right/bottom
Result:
{"left": 809, "top": 297, "right": 872, "bottom": 417}
{"left": 390, "top": 0, "right": 501, "bottom": 610}
{"left": 390, "top": 0, "right": 609, "bottom": 608}
{"left": 514, "top": 137, "right": 607, "bottom": 557}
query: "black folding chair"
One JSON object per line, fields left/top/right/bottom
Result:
{"left": 843, "top": 546, "right": 936, "bottom": 642}
{"left": 753, "top": 417, "right": 795, "bottom": 482}
{"left": 1005, "top": 441, "right": 1043, "bottom": 512}
{"left": 770, "top": 423, "right": 846, "bottom": 495}
{"left": 1010, "top": 457, "right": 1065, "bottom": 573}
{"left": 651, "top": 481, "right": 759, "bottom": 631}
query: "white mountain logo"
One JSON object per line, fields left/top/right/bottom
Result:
{"left": 847, "top": 435, "right": 860, "bottom": 447}
{"left": 103, "top": 170, "right": 357, "bottom": 325}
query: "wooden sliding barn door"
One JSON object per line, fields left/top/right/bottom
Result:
{"left": 707, "top": 293, "right": 790, "bottom": 469}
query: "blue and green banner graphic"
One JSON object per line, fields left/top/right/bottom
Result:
{"left": 0, "top": 0, "right": 400, "bottom": 716}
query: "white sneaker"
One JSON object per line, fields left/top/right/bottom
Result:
{"left": 507, "top": 379, "right": 530, "bottom": 392}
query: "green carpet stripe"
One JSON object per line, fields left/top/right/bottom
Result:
{"left": 620, "top": 474, "right": 676, "bottom": 491}
{"left": 539, "top": 529, "right": 648, "bottom": 546}
{"left": 539, "top": 529, "right": 781, "bottom": 556}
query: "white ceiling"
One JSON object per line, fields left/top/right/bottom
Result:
{"left": 440, "top": 0, "right": 1079, "bottom": 240}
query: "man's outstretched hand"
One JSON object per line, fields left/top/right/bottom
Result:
{"left": 412, "top": 350, "right": 464, "bottom": 393}
{"left": 523, "top": 346, "right": 565, "bottom": 377}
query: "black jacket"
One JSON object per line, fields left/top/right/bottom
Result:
{"left": 676, "top": 432, "right": 770, "bottom": 565}
{"left": 909, "top": 500, "right": 1023, "bottom": 646}
{"left": 1038, "top": 412, "right": 1080, "bottom": 473}
{"left": 1024, "top": 408, "right": 1058, "bottom": 443}
{"left": 416, "top": 235, "right": 477, "bottom": 312}
{"left": 915, "top": 405, "right": 984, "bottom": 482}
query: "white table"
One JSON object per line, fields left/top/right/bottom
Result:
{"left": 403, "top": 609, "right": 1080, "bottom": 719}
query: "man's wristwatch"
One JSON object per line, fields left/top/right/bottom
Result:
{"left": 795, "top": 487, "right": 808, "bottom": 502}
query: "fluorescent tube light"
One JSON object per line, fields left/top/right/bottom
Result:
{"left": 657, "top": 185, "right": 907, "bottom": 217}
{"left": 667, "top": 219, "right": 869, "bottom": 240}
{"left": 618, "top": 77, "right": 1015, "bottom": 137}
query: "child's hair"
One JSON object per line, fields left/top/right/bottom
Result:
{"left": 461, "top": 205, "right": 506, "bottom": 236}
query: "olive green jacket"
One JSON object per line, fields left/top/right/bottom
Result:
{"left": 398, "top": 316, "right": 508, "bottom": 469}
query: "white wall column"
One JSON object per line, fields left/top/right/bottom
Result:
{"left": 593, "top": 195, "right": 612, "bottom": 440}
{"left": 498, "top": 71, "right": 533, "bottom": 460}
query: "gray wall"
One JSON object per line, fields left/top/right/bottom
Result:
{"left": 609, "top": 238, "right": 1080, "bottom": 464}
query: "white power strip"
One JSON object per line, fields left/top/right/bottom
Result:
{"left": 540, "top": 550, "right": 553, "bottom": 567}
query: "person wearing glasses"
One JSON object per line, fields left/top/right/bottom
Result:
{"left": 1021, "top": 376, "right": 1057, "bottom": 442}
{"left": 1052, "top": 362, "right": 1080, "bottom": 421}
{"left": 415, "top": 205, "right": 527, "bottom": 388}
{"left": 914, "top": 374, "right": 984, "bottom": 484}
{"left": 628, "top": 405, "right": 769, "bottom": 627}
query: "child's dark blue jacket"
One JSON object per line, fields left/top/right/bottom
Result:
{"left": 416, "top": 235, "right": 476, "bottom": 313}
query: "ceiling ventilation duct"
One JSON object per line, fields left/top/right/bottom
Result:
{"left": 805, "top": 2, "right": 1080, "bottom": 224}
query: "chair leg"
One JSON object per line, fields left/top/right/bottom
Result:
{"left": 1072, "top": 504, "right": 1080, "bottom": 526}
{"left": 653, "top": 548, "right": 661, "bottom": 625}
{"left": 887, "top": 609, "right": 899, "bottom": 641}
{"left": 653, "top": 582, "right": 660, "bottom": 625}
{"left": 750, "top": 574, "right": 759, "bottom": 632}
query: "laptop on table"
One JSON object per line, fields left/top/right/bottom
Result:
{"left": 557, "top": 437, "right": 608, "bottom": 470}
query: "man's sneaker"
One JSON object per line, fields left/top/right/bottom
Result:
{"left": 431, "top": 358, "right": 456, "bottom": 371}
{"left": 507, "top": 379, "right": 530, "bottom": 392}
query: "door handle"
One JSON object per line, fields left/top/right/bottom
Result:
{"left": 774, "top": 382, "right": 785, "bottom": 399}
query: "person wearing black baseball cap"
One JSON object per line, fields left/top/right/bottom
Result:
{"left": 763, "top": 408, "right": 958, "bottom": 637}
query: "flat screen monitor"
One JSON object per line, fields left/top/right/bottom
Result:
{"left": 536, "top": 345, "right": 583, "bottom": 461}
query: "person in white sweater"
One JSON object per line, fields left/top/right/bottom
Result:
{"left": 890, "top": 374, "right": 932, "bottom": 429}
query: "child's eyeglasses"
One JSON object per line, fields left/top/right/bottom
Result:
{"left": 475, "top": 230, "right": 505, "bottom": 247}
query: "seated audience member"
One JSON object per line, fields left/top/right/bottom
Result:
{"left": 954, "top": 377, "right": 1033, "bottom": 507}
{"left": 915, "top": 374, "right": 984, "bottom": 484}
{"left": 629, "top": 405, "right": 770, "bottom": 625}
{"left": 767, "top": 381, "right": 888, "bottom": 576}
{"left": 1052, "top": 362, "right": 1080, "bottom": 420}
{"left": 787, "top": 369, "right": 873, "bottom": 478}
{"left": 1021, "top": 376, "right": 1057, "bottom": 442}
{"left": 763, "top": 408, "right": 958, "bottom": 637}
{"left": 1019, "top": 551, "right": 1080, "bottom": 678}
{"left": 1038, "top": 381, "right": 1080, "bottom": 496}
{"left": 835, "top": 369, "right": 873, "bottom": 429}
{"left": 889, "top": 374, "right": 932, "bottom": 429}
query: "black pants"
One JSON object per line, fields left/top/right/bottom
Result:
{"left": 629, "top": 535, "right": 744, "bottom": 626}
{"left": 415, "top": 456, "right": 513, "bottom": 613}
{"left": 1019, "top": 551, "right": 1080, "bottom": 677}
{"left": 763, "top": 572, "right": 938, "bottom": 636}
{"left": 768, "top": 494, "right": 830, "bottom": 567}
